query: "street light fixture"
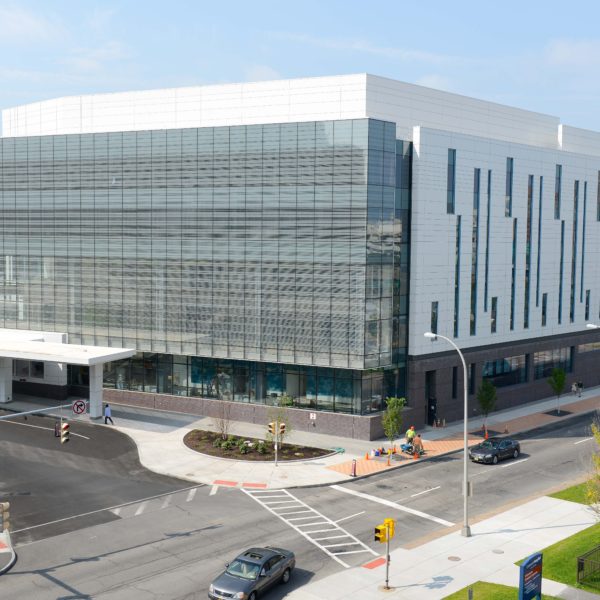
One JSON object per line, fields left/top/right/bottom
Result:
{"left": 424, "top": 331, "right": 472, "bottom": 537}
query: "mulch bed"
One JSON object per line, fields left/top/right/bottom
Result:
{"left": 183, "top": 429, "right": 331, "bottom": 461}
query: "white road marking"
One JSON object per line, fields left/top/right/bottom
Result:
{"left": 243, "top": 488, "right": 377, "bottom": 568}
{"left": 575, "top": 437, "right": 593, "bottom": 445}
{"left": 186, "top": 488, "right": 197, "bottom": 502}
{"left": 499, "top": 458, "right": 529, "bottom": 469}
{"left": 0, "top": 420, "right": 90, "bottom": 439}
{"left": 334, "top": 511, "right": 366, "bottom": 524}
{"left": 330, "top": 485, "right": 454, "bottom": 527}
{"left": 12, "top": 483, "right": 204, "bottom": 538}
{"left": 209, "top": 485, "right": 219, "bottom": 496}
{"left": 112, "top": 507, "right": 121, "bottom": 516}
{"left": 134, "top": 501, "right": 148, "bottom": 516}
{"left": 411, "top": 486, "right": 441, "bottom": 498}
{"left": 161, "top": 495, "right": 173, "bottom": 509}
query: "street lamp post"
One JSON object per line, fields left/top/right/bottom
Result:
{"left": 424, "top": 331, "right": 471, "bottom": 537}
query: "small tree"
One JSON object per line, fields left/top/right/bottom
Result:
{"left": 476, "top": 379, "right": 497, "bottom": 430}
{"left": 381, "top": 397, "right": 405, "bottom": 450}
{"left": 586, "top": 416, "right": 600, "bottom": 519}
{"left": 212, "top": 401, "right": 232, "bottom": 440}
{"left": 547, "top": 367, "right": 566, "bottom": 415}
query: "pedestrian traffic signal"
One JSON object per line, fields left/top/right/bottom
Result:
{"left": 61, "top": 421, "right": 70, "bottom": 444}
{"left": 384, "top": 518, "right": 396, "bottom": 539}
{"left": 279, "top": 422, "right": 286, "bottom": 436}
{"left": 268, "top": 422, "right": 275, "bottom": 435}
{"left": 0, "top": 501, "right": 10, "bottom": 531}
{"left": 374, "top": 523, "right": 387, "bottom": 543}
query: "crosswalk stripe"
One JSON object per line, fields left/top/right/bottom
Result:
{"left": 186, "top": 488, "right": 197, "bottom": 502}
{"left": 134, "top": 501, "right": 148, "bottom": 516}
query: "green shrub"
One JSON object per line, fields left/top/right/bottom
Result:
{"left": 256, "top": 440, "right": 268, "bottom": 454}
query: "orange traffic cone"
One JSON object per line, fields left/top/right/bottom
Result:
{"left": 484, "top": 426, "right": 489, "bottom": 440}
{"left": 365, "top": 452, "right": 369, "bottom": 461}
{"left": 413, "top": 451, "right": 419, "bottom": 460}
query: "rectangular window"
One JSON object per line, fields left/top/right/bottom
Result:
{"left": 468, "top": 363, "right": 476, "bottom": 395}
{"left": 484, "top": 169, "right": 491, "bottom": 311}
{"left": 482, "top": 355, "right": 527, "bottom": 387}
{"left": 533, "top": 347, "right": 573, "bottom": 379}
{"left": 491, "top": 296, "right": 498, "bottom": 333}
{"left": 536, "top": 176, "right": 543, "bottom": 307}
{"left": 505, "top": 157, "right": 514, "bottom": 217}
{"left": 447, "top": 149, "right": 456, "bottom": 214}
{"left": 579, "top": 341, "right": 600, "bottom": 353}
{"left": 470, "top": 168, "right": 480, "bottom": 335}
{"left": 524, "top": 174, "right": 534, "bottom": 329}
{"left": 452, "top": 366, "right": 458, "bottom": 399}
{"left": 581, "top": 181, "right": 587, "bottom": 303}
{"left": 558, "top": 220, "right": 565, "bottom": 324}
{"left": 542, "top": 293, "right": 548, "bottom": 327}
{"left": 454, "top": 215, "right": 461, "bottom": 337}
{"left": 596, "top": 170, "right": 600, "bottom": 221}
{"left": 430, "top": 301, "right": 439, "bottom": 335}
{"left": 510, "top": 218, "right": 517, "bottom": 330}
{"left": 570, "top": 181, "right": 579, "bottom": 323}
{"left": 554, "top": 164, "right": 562, "bottom": 219}
{"left": 585, "top": 289, "right": 590, "bottom": 321}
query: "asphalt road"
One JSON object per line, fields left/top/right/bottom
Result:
{"left": 0, "top": 411, "right": 596, "bottom": 599}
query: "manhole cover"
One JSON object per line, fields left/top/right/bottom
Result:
{"left": 492, "top": 549, "right": 504, "bottom": 554}
{"left": 448, "top": 556, "right": 461, "bottom": 562}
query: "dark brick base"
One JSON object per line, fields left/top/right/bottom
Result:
{"left": 103, "top": 389, "right": 385, "bottom": 441}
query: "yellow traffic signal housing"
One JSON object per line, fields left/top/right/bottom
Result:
{"left": 374, "top": 523, "right": 387, "bottom": 543}
{"left": 0, "top": 501, "right": 10, "bottom": 531}
{"left": 268, "top": 422, "right": 275, "bottom": 435}
{"left": 279, "top": 422, "right": 286, "bottom": 436}
{"left": 384, "top": 518, "right": 396, "bottom": 539}
{"left": 61, "top": 421, "right": 70, "bottom": 444}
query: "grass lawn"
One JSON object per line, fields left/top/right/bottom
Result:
{"left": 443, "top": 581, "right": 560, "bottom": 599}
{"left": 549, "top": 481, "right": 589, "bottom": 504}
{"left": 516, "top": 522, "right": 600, "bottom": 595}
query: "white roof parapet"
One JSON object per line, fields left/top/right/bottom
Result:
{"left": 559, "top": 124, "right": 600, "bottom": 157}
{"left": 0, "top": 340, "right": 135, "bottom": 366}
{"left": 4, "top": 72, "right": 593, "bottom": 150}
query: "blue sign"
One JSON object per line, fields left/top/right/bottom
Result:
{"left": 519, "top": 552, "right": 543, "bottom": 600}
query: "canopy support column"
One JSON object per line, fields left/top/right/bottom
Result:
{"left": 89, "top": 363, "right": 103, "bottom": 418}
{"left": 0, "top": 357, "right": 12, "bottom": 403}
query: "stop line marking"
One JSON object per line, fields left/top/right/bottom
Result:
{"left": 330, "top": 485, "right": 454, "bottom": 527}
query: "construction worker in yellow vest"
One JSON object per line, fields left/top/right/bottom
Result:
{"left": 405, "top": 425, "right": 416, "bottom": 444}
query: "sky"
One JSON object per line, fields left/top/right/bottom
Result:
{"left": 1, "top": 0, "right": 600, "bottom": 131}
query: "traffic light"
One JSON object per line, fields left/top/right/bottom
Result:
{"left": 61, "top": 421, "right": 70, "bottom": 444}
{"left": 268, "top": 422, "right": 275, "bottom": 435}
{"left": 279, "top": 422, "right": 286, "bottom": 436}
{"left": 384, "top": 518, "right": 396, "bottom": 539}
{"left": 0, "top": 502, "right": 10, "bottom": 531}
{"left": 374, "top": 523, "right": 387, "bottom": 543}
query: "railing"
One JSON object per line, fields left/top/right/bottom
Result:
{"left": 577, "top": 544, "right": 600, "bottom": 588}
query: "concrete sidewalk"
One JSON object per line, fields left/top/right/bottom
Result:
{"left": 283, "top": 495, "right": 599, "bottom": 599}
{"left": 1, "top": 386, "right": 598, "bottom": 489}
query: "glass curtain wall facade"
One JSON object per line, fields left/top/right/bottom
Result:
{"left": 0, "top": 118, "right": 410, "bottom": 414}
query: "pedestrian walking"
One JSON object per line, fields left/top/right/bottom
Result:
{"left": 104, "top": 403, "right": 114, "bottom": 425}
{"left": 571, "top": 382, "right": 578, "bottom": 396}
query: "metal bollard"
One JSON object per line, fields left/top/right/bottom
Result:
{"left": 351, "top": 458, "right": 357, "bottom": 477}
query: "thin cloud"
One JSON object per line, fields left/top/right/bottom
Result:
{"left": 270, "top": 31, "right": 469, "bottom": 67}
{"left": 0, "top": 5, "right": 62, "bottom": 43}
{"left": 63, "top": 40, "right": 131, "bottom": 72}
{"left": 545, "top": 38, "right": 600, "bottom": 69}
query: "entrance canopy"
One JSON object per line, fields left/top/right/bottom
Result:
{"left": 0, "top": 328, "right": 135, "bottom": 418}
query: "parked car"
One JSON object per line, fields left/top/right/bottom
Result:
{"left": 208, "top": 547, "right": 295, "bottom": 600}
{"left": 469, "top": 437, "right": 521, "bottom": 464}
